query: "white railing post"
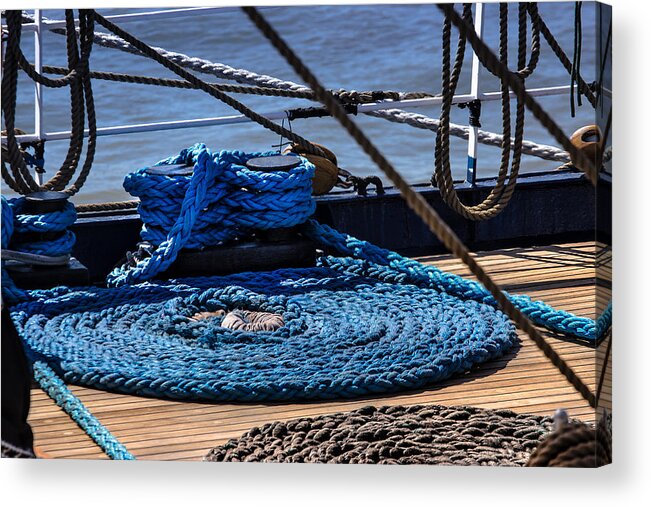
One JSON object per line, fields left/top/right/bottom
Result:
{"left": 34, "top": 9, "right": 44, "bottom": 185}
{"left": 466, "top": 2, "right": 484, "bottom": 185}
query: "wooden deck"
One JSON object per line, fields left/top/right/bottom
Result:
{"left": 28, "top": 241, "right": 611, "bottom": 461}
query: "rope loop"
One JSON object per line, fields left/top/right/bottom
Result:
{"left": 1, "top": 9, "right": 97, "bottom": 197}
{"left": 432, "top": 2, "right": 537, "bottom": 221}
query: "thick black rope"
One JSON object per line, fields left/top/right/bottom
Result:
{"left": 242, "top": 6, "right": 597, "bottom": 409}
{"left": 570, "top": 1, "right": 583, "bottom": 117}
{"left": 529, "top": 3, "right": 596, "bottom": 109}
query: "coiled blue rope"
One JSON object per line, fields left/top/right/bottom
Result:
{"left": 1, "top": 195, "right": 77, "bottom": 304}
{"left": 107, "top": 144, "right": 315, "bottom": 287}
{"left": 11, "top": 264, "right": 518, "bottom": 402}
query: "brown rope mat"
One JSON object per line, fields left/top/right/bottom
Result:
{"left": 205, "top": 404, "right": 566, "bottom": 466}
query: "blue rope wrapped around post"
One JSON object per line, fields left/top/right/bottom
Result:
{"left": 107, "top": 144, "right": 315, "bottom": 287}
{"left": 1, "top": 195, "right": 77, "bottom": 304}
{"left": 7, "top": 197, "right": 77, "bottom": 257}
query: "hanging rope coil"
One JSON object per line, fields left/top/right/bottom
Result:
{"left": 433, "top": 3, "right": 539, "bottom": 221}
{"left": 1, "top": 10, "right": 97, "bottom": 197}
{"left": 106, "top": 145, "right": 315, "bottom": 287}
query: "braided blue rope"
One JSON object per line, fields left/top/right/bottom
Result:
{"left": 32, "top": 361, "right": 134, "bottom": 460}
{"left": 1, "top": 195, "right": 14, "bottom": 249}
{"left": 7, "top": 196, "right": 77, "bottom": 256}
{"left": 1, "top": 196, "right": 27, "bottom": 304}
{"left": 107, "top": 144, "right": 315, "bottom": 287}
{"left": 302, "top": 220, "right": 604, "bottom": 341}
{"left": 1, "top": 195, "right": 77, "bottom": 304}
{"left": 11, "top": 263, "right": 518, "bottom": 402}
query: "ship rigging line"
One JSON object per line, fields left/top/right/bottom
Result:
{"left": 6, "top": 5, "right": 607, "bottom": 217}
{"left": 242, "top": 5, "right": 597, "bottom": 408}
{"left": 40, "top": 64, "right": 577, "bottom": 164}
{"left": 14, "top": 7, "right": 601, "bottom": 170}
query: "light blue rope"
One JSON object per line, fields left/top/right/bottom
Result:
{"left": 107, "top": 144, "right": 315, "bottom": 287}
{"left": 301, "top": 220, "right": 605, "bottom": 341}
{"left": 32, "top": 361, "right": 134, "bottom": 460}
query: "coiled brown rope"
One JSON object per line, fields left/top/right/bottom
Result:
{"left": 205, "top": 404, "right": 554, "bottom": 465}
{"left": 2, "top": 10, "right": 98, "bottom": 197}
{"left": 440, "top": 4, "right": 597, "bottom": 185}
{"left": 433, "top": 3, "right": 539, "bottom": 221}
{"left": 527, "top": 415, "right": 611, "bottom": 467}
{"left": 242, "top": 6, "right": 597, "bottom": 409}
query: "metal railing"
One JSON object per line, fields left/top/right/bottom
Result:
{"left": 2, "top": 5, "right": 574, "bottom": 186}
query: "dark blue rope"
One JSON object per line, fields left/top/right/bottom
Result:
{"left": 5, "top": 196, "right": 77, "bottom": 256}
{"left": 1, "top": 195, "right": 77, "bottom": 304}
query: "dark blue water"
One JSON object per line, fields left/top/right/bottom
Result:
{"left": 4, "top": 3, "right": 597, "bottom": 203}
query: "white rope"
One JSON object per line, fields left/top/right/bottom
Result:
{"left": 21, "top": 12, "right": 309, "bottom": 91}
{"left": 366, "top": 109, "right": 572, "bottom": 163}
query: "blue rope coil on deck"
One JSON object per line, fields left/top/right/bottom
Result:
{"left": 107, "top": 144, "right": 315, "bottom": 287}
{"left": 11, "top": 264, "right": 518, "bottom": 402}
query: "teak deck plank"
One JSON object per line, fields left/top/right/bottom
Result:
{"left": 28, "top": 241, "right": 607, "bottom": 461}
